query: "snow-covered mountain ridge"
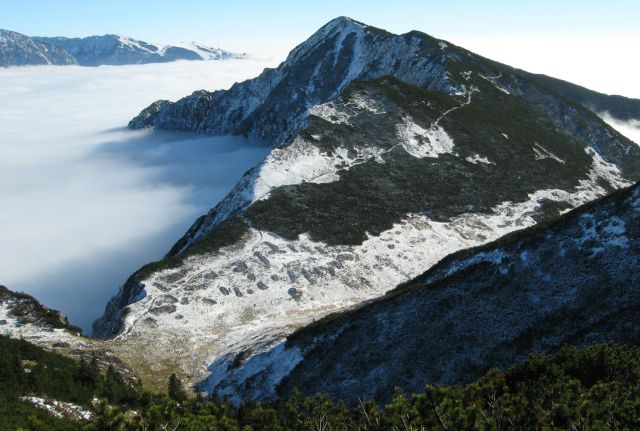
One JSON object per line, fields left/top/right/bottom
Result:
{"left": 91, "top": 17, "right": 640, "bottom": 395}
{"left": 0, "top": 29, "right": 76, "bottom": 66}
{"left": 130, "top": 17, "right": 640, "bottom": 146}
{"left": 0, "top": 29, "right": 246, "bottom": 67}
{"left": 129, "top": 17, "right": 471, "bottom": 143}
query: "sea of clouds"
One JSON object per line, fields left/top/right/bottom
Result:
{"left": 599, "top": 114, "right": 640, "bottom": 146}
{"left": 0, "top": 59, "right": 277, "bottom": 332}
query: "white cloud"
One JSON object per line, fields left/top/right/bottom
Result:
{"left": 0, "top": 59, "right": 276, "bottom": 331}
{"left": 599, "top": 113, "right": 640, "bottom": 146}
{"left": 450, "top": 34, "right": 640, "bottom": 99}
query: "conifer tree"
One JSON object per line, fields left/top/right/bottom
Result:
{"left": 168, "top": 372, "right": 187, "bottom": 401}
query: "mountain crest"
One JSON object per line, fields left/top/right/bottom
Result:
{"left": 128, "top": 18, "right": 455, "bottom": 142}
{"left": 318, "top": 16, "right": 367, "bottom": 34}
{"left": 1, "top": 29, "right": 246, "bottom": 67}
{"left": 0, "top": 29, "right": 77, "bottom": 66}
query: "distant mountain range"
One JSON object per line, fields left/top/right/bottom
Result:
{"left": 0, "top": 29, "right": 247, "bottom": 67}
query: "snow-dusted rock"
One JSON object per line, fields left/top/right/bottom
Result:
{"left": 128, "top": 17, "right": 457, "bottom": 143}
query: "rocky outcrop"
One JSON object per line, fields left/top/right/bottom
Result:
{"left": 129, "top": 17, "right": 640, "bottom": 147}
{"left": 128, "top": 17, "right": 457, "bottom": 143}
{"left": 0, "top": 285, "right": 139, "bottom": 385}
{"left": 0, "top": 285, "right": 79, "bottom": 333}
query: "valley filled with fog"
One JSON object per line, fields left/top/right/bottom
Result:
{"left": 0, "top": 59, "right": 276, "bottom": 332}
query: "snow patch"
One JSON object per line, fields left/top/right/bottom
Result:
{"left": 465, "top": 154, "right": 494, "bottom": 165}
{"left": 251, "top": 137, "right": 393, "bottom": 202}
{"left": 0, "top": 300, "right": 88, "bottom": 350}
{"left": 397, "top": 117, "right": 455, "bottom": 158}
{"left": 170, "top": 42, "right": 248, "bottom": 60}
{"left": 583, "top": 147, "right": 632, "bottom": 190}
{"left": 577, "top": 214, "right": 629, "bottom": 254}
{"left": 533, "top": 143, "right": 565, "bottom": 164}
{"left": 310, "top": 102, "right": 351, "bottom": 124}
{"left": 479, "top": 72, "right": 511, "bottom": 94}
{"left": 21, "top": 396, "right": 93, "bottom": 421}
{"left": 346, "top": 92, "right": 386, "bottom": 114}
{"left": 200, "top": 340, "right": 303, "bottom": 402}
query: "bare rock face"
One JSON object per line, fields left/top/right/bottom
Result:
{"left": 94, "top": 17, "right": 640, "bottom": 399}
{"left": 128, "top": 17, "right": 457, "bottom": 143}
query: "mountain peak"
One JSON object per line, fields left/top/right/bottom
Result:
{"left": 324, "top": 16, "right": 365, "bottom": 29}
{"left": 299, "top": 16, "right": 369, "bottom": 45}
{"left": 315, "top": 16, "right": 390, "bottom": 39}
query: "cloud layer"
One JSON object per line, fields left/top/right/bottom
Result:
{"left": 0, "top": 59, "right": 276, "bottom": 332}
{"left": 452, "top": 34, "right": 640, "bottom": 99}
{"left": 599, "top": 113, "right": 640, "bottom": 146}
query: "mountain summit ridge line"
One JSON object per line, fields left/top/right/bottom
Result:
{"left": 0, "top": 28, "right": 247, "bottom": 67}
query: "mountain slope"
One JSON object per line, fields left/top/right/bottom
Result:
{"left": 0, "top": 29, "right": 76, "bottom": 66}
{"left": 96, "top": 17, "right": 640, "bottom": 395}
{"left": 128, "top": 18, "right": 459, "bottom": 143}
{"left": 215, "top": 181, "right": 640, "bottom": 403}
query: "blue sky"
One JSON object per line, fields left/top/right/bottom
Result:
{"left": 2, "top": 1, "right": 639, "bottom": 96}
{"left": 3, "top": 0, "right": 638, "bottom": 53}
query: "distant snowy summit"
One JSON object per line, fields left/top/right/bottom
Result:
{"left": 0, "top": 29, "right": 247, "bottom": 67}
{"left": 0, "top": 29, "right": 76, "bottom": 66}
